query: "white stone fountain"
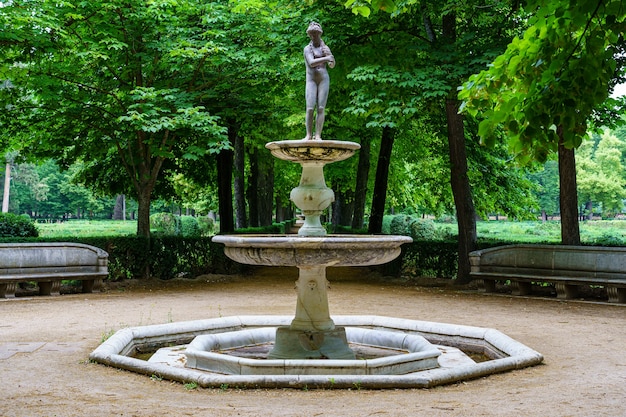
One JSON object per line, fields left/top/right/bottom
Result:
{"left": 212, "top": 139, "right": 413, "bottom": 362}
{"left": 89, "top": 138, "right": 543, "bottom": 388}
{"left": 89, "top": 23, "right": 542, "bottom": 388}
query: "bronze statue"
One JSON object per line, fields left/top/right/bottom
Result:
{"left": 303, "top": 22, "right": 335, "bottom": 140}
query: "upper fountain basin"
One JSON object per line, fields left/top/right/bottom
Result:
{"left": 266, "top": 140, "right": 360, "bottom": 164}
{"left": 212, "top": 234, "right": 412, "bottom": 267}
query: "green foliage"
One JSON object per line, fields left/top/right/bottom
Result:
{"left": 196, "top": 217, "right": 216, "bottom": 236}
{"left": 459, "top": 0, "right": 626, "bottom": 162}
{"left": 0, "top": 235, "right": 240, "bottom": 280}
{"left": 36, "top": 220, "right": 137, "bottom": 238}
{"left": 526, "top": 160, "right": 560, "bottom": 217}
{"left": 398, "top": 240, "right": 458, "bottom": 279}
{"left": 387, "top": 215, "right": 439, "bottom": 241}
{"left": 8, "top": 220, "right": 626, "bottom": 282}
{"left": 0, "top": 213, "right": 39, "bottom": 237}
{"left": 381, "top": 215, "right": 394, "bottom": 234}
{"left": 0, "top": 0, "right": 231, "bottom": 236}
{"left": 150, "top": 213, "right": 181, "bottom": 236}
{"left": 577, "top": 129, "right": 626, "bottom": 216}
{"left": 150, "top": 214, "right": 211, "bottom": 237}
{"left": 408, "top": 218, "right": 437, "bottom": 241}
{"left": 234, "top": 220, "right": 294, "bottom": 234}
{"left": 389, "top": 215, "right": 413, "bottom": 235}
{"left": 180, "top": 216, "right": 201, "bottom": 237}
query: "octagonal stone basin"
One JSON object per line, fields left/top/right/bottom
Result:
{"left": 212, "top": 235, "right": 412, "bottom": 267}
{"left": 185, "top": 327, "right": 441, "bottom": 376}
{"left": 89, "top": 315, "right": 544, "bottom": 389}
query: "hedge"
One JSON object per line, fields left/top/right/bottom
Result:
{"left": 0, "top": 235, "right": 537, "bottom": 281}
{"left": 0, "top": 236, "right": 242, "bottom": 281}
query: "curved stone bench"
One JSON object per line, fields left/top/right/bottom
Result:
{"left": 469, "top": 244, "right": 626, "bottom": 303}
{"left": 0, "top": 242, "right": 108, "bottom": 298}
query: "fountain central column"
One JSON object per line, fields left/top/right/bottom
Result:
{"left": 270, "top": 264, "right": 354, "bottom": 359}
{"left": 263, "top": 140, "right": 362, "bottom": 360}
{"left": 290, "top": 163, "right": 334, "bottom": 237}
{"left": 291, "top": 266, "right": 334, "bottom": 331}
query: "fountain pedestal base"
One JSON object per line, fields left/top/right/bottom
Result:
{"left": 268, "top": 326, "right": 356, "bottom": 359}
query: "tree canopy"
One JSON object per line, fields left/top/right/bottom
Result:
{"left": 1, "top": 0, "right": 625, "bottom": 251}
{"left": 459, "top": 0, "right": 626, "bottom": 162}
{"left": 0, "top": 0, "right": 230, "bottom": 236}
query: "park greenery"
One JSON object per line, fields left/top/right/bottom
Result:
{"left": 0, "top": 0, "right": 625, "bottom": 282}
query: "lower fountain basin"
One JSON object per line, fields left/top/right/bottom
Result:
{"left": 185, "top": 327, "right": 441, "bottom": 375}
{"left": 89, "top": 315, "right": 543, "bottom": 389}
{"left": 212, "top": 234, "right": 412, "bottom": 267}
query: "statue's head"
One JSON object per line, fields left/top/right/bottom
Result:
{"left": 307, "top": 21, "right": 323, "bottom": 35}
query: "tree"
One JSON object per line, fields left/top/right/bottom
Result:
{"left": 345, "top": 0, "right": 523, "bottom": 282}
{"left": 1, "top": 151, "right": 17, "bottom": 213}
{"left": 527, "top": 160, "right": 560, "bottom": 220}
{"left": 577, "top": 129, "right": 626, "bottom": 217}
{"left": 460, "top": 0, "right": 626, "bottom": 244}
{"left": 0, "top": 1, "right": 228, "bottom": 238}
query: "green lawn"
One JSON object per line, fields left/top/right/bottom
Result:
{"left": 435, "top": 219, "right": 626, "bottom": 244}
{"left": 35, "top": 218, "right": 626, "bottom": 245}
{"left": 36, "top": 220, "right": 138, "bottom": 238}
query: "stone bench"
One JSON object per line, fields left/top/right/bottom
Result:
{"left": 0, "top": 242, "right": 108, "bottom": 298}
{"left": 469, "top": 244, "right": 626, "bottom": 303}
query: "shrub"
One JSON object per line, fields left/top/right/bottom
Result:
{"left": 150, "top": 213, "right": 180, "bottom": 235}
{"left": 409, "top": 218, "right": 437, "bottom": 241}
{"left": 196, "top": 216, "right": 216, "bottom": 236}
{"left": 381, "top": 215, "right": 394, "bottom": 234}
{"left": 389, "top": 215, "right": 413, "bottom": 236}
{"left": 0, "top": 213, "right": 39, "bottom": 237}
{"left": 180, "top": 215, "right": 201, "bottom": 237}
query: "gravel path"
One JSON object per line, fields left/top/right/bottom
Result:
{"left": 1, "top": 268, "right": 624, "bottom": 417}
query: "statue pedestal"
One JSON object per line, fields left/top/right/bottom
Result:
{"left": 268, "top": 327, "right": 355, "bottom": 359}
{"left": 269, "top": 265, "right": 355, "bottom": 359}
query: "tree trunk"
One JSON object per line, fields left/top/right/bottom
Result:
{"left": 332, "top": 187, "right": 354, "bottom": 228}
{"left": 257, "top": 150, "right": 274, "bottom": 226}
{"left": 368, "top": 126, "right": 395, "bottom": 234}
{"left": 557, "top": 129, "right": 581, "bottom": 245}
{"left": 2, "top": 161, "right": 10, "bottom": 213}
{"left": 232, "top": 123, "right": 247, "bottom": 229}
{"left": 217, "top": 146, "right": 234, "bottom": 234}
{"left": 446, "top": 98, "right": 477, "bottom": 284}
{"left": 113, "top": 194, "right": 126, "bottom": 220}
{"left": 275, "top": 196, "right": 284, "bottom": 223}
{"left": 352, "top": 135, "right": 371, "bottom": 229}
{"left": 247, "top": 148, "right": 259, "bottom": 227}
{"left": 439, "top": 11, "right": 477, "bottom": 284}
{"left": 584, "top": 200, "right": 593, "bottom": 221}
{"left": 136, "top": 188, "right": 152, "bottom": 237}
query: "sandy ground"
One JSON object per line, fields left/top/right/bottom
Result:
{"left": 1, "top": 267, "right": 625, "bottom": 417}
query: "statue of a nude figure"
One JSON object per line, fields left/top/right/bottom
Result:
{"left": 303, "top": 22, "right": 335, "bottom": 141}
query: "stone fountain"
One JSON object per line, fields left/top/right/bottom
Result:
{"left": 213, "top": 139, "right": 413, "bottom": 362}
{"left": 89, "top": 22, "right": 543, "bottom": 389}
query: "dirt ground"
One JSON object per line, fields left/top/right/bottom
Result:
{"left": 1, "top": 267, "right": 625, "bottom": 417}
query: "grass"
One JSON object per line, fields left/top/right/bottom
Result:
{"left": 36, "top": 220, "right": 138, "bottom": 238}
{"left": 436, "top": 219, "right": 626, "bottom": 244}
{"left": 34, "top": 218, "right": 626, "bottom": 245}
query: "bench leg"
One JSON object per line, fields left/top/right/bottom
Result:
{"left": 82, "top": 278, "right": 103, "bottom": 294}
{"left": 555, "top": 283, "right": 579, "bottom": 299}
{"left": 511, "top": 281, "right": 532, "bottom": 296}
{"left": 0, "top": 282, "right": 17, "bottom": 298}
{"left": 477, "top": 279, "right": 496, "bottom": 293}
{"left": 607, "top": 287, "right": 626, "bottom": 303}
{"left": 38, "top": 281, "right": 61, "bottom": 296}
